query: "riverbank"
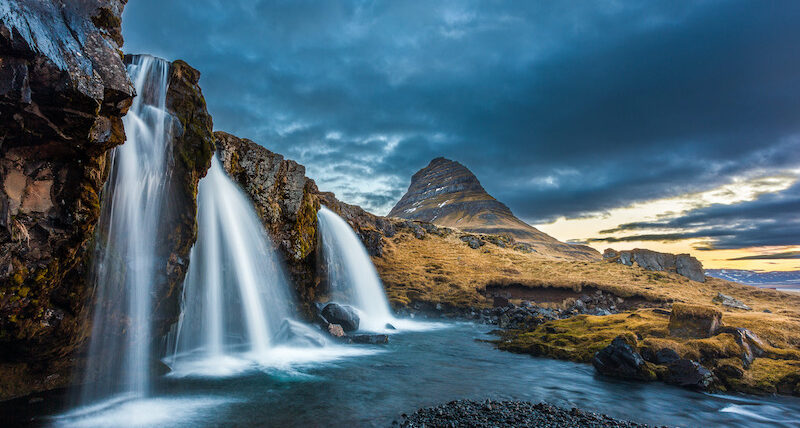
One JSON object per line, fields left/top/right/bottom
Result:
{"left": 375, "top": 227, "right": 800, "bottom": 397}
{"left": 396, "top": 399, "right": 656, "bottom": 427}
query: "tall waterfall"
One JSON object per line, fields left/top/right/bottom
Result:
{"left": 168, "top": 156, "right": 304, "bottom": 375}
{"left": 79, "top": 55, "right": 172, "bottom": 404}
{"left": 317, "top": 207, "right": 396, "bottom": 331}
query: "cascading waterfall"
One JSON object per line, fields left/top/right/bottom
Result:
{"left": 79, "top": 55, "right": 172, "bottom": 404}
{"left": 167, "top": 156, "right": 327, "bottom": 376}
{"left": 317, "top": 207, "right": 397, "bottom": 331}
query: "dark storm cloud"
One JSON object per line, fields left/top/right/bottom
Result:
{"left": 121, "top": 0, "right": 800, "bottom": 234}
{"left": 588, "top": 182, "right": 800, "bottom": 250}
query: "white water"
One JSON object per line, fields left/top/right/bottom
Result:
{"left": 166, "top": 158, "right": 375, "bottom": 378}
{"left": 316, "top": 207, "right": 439, "bottom": 332}
{"left": 78, "top": 55, "right": 172, "bottom": 405}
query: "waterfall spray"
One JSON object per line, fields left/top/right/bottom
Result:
{"left": 316, "top": 207, "right": 397, "bottom": 331}
{"left": 79, "top": 55, "right": 172, "bottom": 404}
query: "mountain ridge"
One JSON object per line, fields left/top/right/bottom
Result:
{"left": 389, "top": 157, "right": 600, "bottom": 260}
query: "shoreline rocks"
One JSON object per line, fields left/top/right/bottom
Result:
{"left": 396, "top": 399, "right": 655, "bottom": 427}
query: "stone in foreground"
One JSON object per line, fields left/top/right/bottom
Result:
{"left": 592, "top": 336, "right": 657, "bottom": 381}
{"left": 321, "top": 303, "right": 360, "bottom": 332}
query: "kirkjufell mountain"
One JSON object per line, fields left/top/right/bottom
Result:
{"left": 389, "top": 157, "right": 600, "bottom": 260}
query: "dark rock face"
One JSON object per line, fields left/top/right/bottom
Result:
{"left": 664, "top": 359, "right": 714, "bottom": 389}
{"left": 216, "top": 131, "right": 320, "bottom": 314}
{"left": 320, "top": 303, "right": 360, "bottom": 332}
{"left": 389, "top": 158, "right": 600, "bottom": 261}
{"left": 593, "top": 336, "right": 657, "bottom": 381}
{"left": 0, "top": 0, "right": 133, "bottom": 399}
{"left": 152, "top": 59, "right": 215, "bottom": 336}
{"left": 215, "top": 132, "right": 396, "bottom": 314}
{"left": 604, "top": 248, "right": 705, "bottom": 282}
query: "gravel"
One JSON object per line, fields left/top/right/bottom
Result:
{"left": 394, "top": 399, "right": 662, "bottom": 428}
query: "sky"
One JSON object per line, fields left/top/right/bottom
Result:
{"left": 121, "top": 0, "right": 800, "bottom": 271}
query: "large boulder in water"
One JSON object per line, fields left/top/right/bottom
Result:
{"left": 321, "top": 303, "right": 360, "bottom": 332}
{"left": 592, "top": 336, "right": 657, "bottom": 381}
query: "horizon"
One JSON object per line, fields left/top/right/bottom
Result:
{"left": 122, "top": 1, "right": 800, "bottom": 272}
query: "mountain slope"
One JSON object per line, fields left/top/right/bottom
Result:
{"left": 389, "top": 157, "right": 599, "bottom": 260}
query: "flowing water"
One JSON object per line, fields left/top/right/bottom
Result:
{"left": 316, "top": 207, "right": 401, "bottom": 331}
{"left": 77, "top": 55, "right": 173, "bottom": 405}
{"left": 7, "top": 322, "right": 799, "bottom": 427}
{"left": 166, "top": 156, "right": 338, "bottom": 378}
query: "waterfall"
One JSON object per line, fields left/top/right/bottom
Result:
{"left": 167, "top": 156, "right": 333, "bottom": 377}
{"left": 316, "top": 207, "right": 397, "bottom": 331}
{"left": 79, "top": 55, "right": 172, "bottom": 404}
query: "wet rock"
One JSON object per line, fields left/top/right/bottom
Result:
{"left": 349, "top": 334, "right": 389, "bottom": 345}
{"left": 593, "top": 336, "right": 657, "bottom": 381}
{"left": 385, "top": 323, "right": 396, "bottom": 330}
{"left": 712, "top": 292, "right": 751, "bottom": 311}
{"left": 664, "top": 359, "right": 714, "bottom": 389}
{"left": 0, "top": 0, "right": 134, "bottom": 400}
{"left": 327, "top": 323, "right": 346, "bottom": 338}
{"left": 321, "top": 303, "right": 360, "bottom": 332}
{"left": 668, "top": 303, "right": 721, "bottom": 338}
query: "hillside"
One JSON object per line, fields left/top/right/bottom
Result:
{"left": 388, "top": 158, "right": 599, "bottom": 260}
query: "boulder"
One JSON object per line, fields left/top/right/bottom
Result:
{"left": 592, "top": 336, "right": 656, "bottom": 381}
{"left": 668, "top": 304, "right": 721, "bottom": 338}
{"left": 321, "top": 303, "right": 360, "bottom": 332}
{"left": 461, "top": 235, "right": 485, "bottom": 249}
{"left": 349, "top": 334, "right": 389, "bottom": 345}
{"left": 664, "top": 359, "right": 714, "bottom": 389}
{"left": 385, "top": 323, "right": 397, "bottom": 330}
{"left": 712, "top": 292, "right": 751, "bottom": 311}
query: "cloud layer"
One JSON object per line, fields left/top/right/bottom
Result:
{"left": 121, "top": 0, "right": 800, "bottom": 251}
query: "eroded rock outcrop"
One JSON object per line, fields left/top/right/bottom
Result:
{"left": 389, "top": 158, "right": 600, "bottom": 261}
{"left": 216, "top": 132, "right": 397, "bottom": 315}
{"left": 603, "top": 248, "right": 705, "bottom": 282}
{"left": 0, "top": 0, "right": 133, "bottom": 399}
{"left": 151, "top": 58, "right": 215, "bottom": 335}
{"left": 215, "top": 131, "right": 320, "bottom": 313}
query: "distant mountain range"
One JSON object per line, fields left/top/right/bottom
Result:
{"left": 389, "top": 157, "right": 600, "bottom": 261}
{"left": 706, "top": 269, "right": 800, "bottom": 289}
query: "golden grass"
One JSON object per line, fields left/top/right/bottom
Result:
{"left": 374, "top": 228, "right": 800, "bottom": 395}
{"left": 376, "top": 229, "right": 800, "bottom": 316}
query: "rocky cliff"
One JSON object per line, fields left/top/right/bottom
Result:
{"left": 216, "top": 132, "right": 320, "bottom": 314}
{"left": 603, "top": 248, "right": 706, "bottom": 282}
{"left": 389, "top": 158, "right": 599, "bottom": 261}
{"left": 216, "top": 132, "right": 396, "bottom": 315}
{"left": 152, "top": 59, "right": 215, "bottom": 335}
{"left": 0, "top": 0, "right": 133, "bottom": 398}
{"left": 0, "top": 2, "right": 213, "bottom": 397}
